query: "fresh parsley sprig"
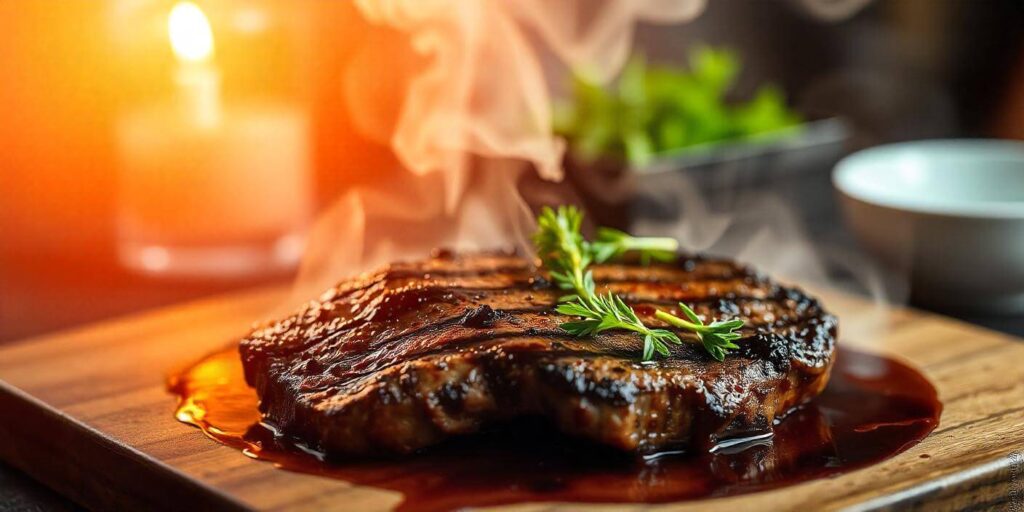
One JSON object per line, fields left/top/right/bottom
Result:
{"left": 557, "top": 294, "right": 682, "bottom": 361}
{"left": 655, "top": 303, "right": 744, "bottom": 362}
{"left": 533, "top": 205, "right": 745, "bottom": 362}
{"left": 534, "top": 206, "right": 681, "bottom": 359}
{"left": 533, "top": 205, "right": 591, "bottom": 302}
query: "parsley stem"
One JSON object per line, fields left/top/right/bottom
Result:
{"left": 655, "top": 310, "right": 704, "bottom": 332}
{"left": 620, "top": 236, "right": 678, "bottom": 253}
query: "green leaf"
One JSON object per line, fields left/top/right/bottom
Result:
{"left": 653, "top": 329, "right": 681, "bottom": 345}
{"left": 618, "top": 55, "right": 648, "bottom": 107}
{"left": 556, "top": 302, "right": 592, "bottom": 317}
{"left": 593, "top": 227, "right": 678, "bottom": 265}
{"left": 732, "top": 85, "right": 803, "bottom": 138}
{"left": 689, "top": 45, "right": 739, "bottom": 95}
{"left": 597, "top": 315, "right": 624, "bottom": 332}
{"left": 589, "top": 274, "right": 600, "bottom": 296}
{"left": 706, "top": 345, "right": 726, "bottom": 362}
{"left": 654, "top": 339, "right": 671, "bottom": 357}
{"left": 614, "top": 295, "right": 641, "bottom": 324}
{"left": 562, "top": 320, "right": 601, "bottom": 336}
{"left": 592, "top": 243, "right": 618, "bottom": 264}
{"left": 657, "top": 117, "right": 688, "bottom": 151}
{"left": 710, "top": 319, "right": 745, "bottom": 331}
{"left": 624, "top": 130, "right": 655, "bottom": 166}
{"left": 677, "top": 302, "right": 703, "bottom": 325}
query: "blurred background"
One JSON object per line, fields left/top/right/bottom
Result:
{"left": 2, "top": 0, "right": 1024, "bottom": 342}
{"left": 2, "top": 1, "right": 1024, "bottom": 508}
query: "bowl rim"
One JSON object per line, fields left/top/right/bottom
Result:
{"left": 832, "top": 139, "right": 1024, "bottom": 219}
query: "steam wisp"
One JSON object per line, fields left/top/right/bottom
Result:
{"left": 291, "top": 0, "right": 705, "bottom": 301}
{"left": 292, "top": 0, "right": 897, "bottom": 320}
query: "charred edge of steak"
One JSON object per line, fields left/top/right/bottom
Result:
{"left": 240, "top": 251, "right": 837, "bottom": 457}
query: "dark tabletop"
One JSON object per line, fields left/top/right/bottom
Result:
{"left": 0, "top": 463, "right": 79, "bottom": 512}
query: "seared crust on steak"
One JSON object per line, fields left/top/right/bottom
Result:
{"left": 240, "top": 251, "right": 837, "bottom": 456}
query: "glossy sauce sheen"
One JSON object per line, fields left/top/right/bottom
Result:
{"left": 169, "top": 345, "right": 941, "bottom": 511}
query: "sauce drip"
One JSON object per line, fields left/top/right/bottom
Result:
{"left": 169, "top": 347, "right": 941, "bottom": 511}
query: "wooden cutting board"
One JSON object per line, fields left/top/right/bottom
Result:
{"left": 1, "top": 285, "right": 1023, "bottom": 511}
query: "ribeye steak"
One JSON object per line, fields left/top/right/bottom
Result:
{"left": 240, "top": 251, "right": 837, "bottom": 456}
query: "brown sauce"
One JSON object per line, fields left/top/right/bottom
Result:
{"left": 169, "top": 346, "right": 941, "bottom": 511}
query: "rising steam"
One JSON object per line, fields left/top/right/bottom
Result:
{"left": 293, "top": 0, "right": 892, "bottom": 313}
{"left": 291, "top": 0, "right": 705, "bottom": 300}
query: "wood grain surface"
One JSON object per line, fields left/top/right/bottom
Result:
{"left": 1, "top": 285, "right": 1023, "bottom": 511}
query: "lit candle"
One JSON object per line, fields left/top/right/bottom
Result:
{"left": 116, "top": 1, "right": 311, "bottom": 277}
{"left": 168, "top": 1, "right": 220, "bottom": 128}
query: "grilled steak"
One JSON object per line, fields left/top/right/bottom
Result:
{"left": 240, "top": 251, "right": 837, "bottom": 456}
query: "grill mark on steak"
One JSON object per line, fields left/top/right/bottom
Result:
{"left": 247, "top": 285, "right": 819, "bottom": 380}
{"left": 240, "top": 251, "right": 837, "bottom": 456}
{"left": 286, "top": 313, "right": 834, "bottom": 402}
{"left": 285, "top": 310, "right": 833, "bottom": 400}
{"left": 244, "top": 275, "right": 791, "bottom": 361}
{"left": 304, "top": 257, "right": 752, "bottom": 305}
{"left": 352, "top": 264, "right": 750, "bottom": 285}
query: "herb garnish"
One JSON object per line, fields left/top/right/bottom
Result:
{"left": 591, "top": 227, "right": 678, "bottom": 265}
{"left": 655, "top": 304, "right": 744, "bottom": 362}
{"left": 554, "top": 47, "right": 804, "bottom": 166}
{"left": 533, "top": 205, "right": 745, "bottom": 362}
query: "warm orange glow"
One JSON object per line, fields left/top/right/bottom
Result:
{"left": 168, "top": 2, "right": 214, "bottom": 63}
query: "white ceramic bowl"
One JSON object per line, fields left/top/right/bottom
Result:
{"left": 833, "top": 140, "right": 1024, "bottom": 314}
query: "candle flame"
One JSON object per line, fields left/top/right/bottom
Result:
{"left": 169, "top": 2, "right": 214, "bottom": 63}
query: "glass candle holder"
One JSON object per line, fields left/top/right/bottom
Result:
{"left": 113, "top": 0, "right": 312, "bottom": 278}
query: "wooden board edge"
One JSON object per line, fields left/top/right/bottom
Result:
{"left": 1, "top": 285, "right": 286, "bottom": 351}
{"left": 0, "top": 379, "right": 253, "bottom": 512}
{"left": 844, "top": 452, "right": 1024, "bottom": 511}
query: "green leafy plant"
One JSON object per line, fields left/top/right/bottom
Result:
{"left": 533, "top": 205, "right": 745, "bottom": 361}
{"left": 554, "top": 46, "right": 804, "bottom": 166}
